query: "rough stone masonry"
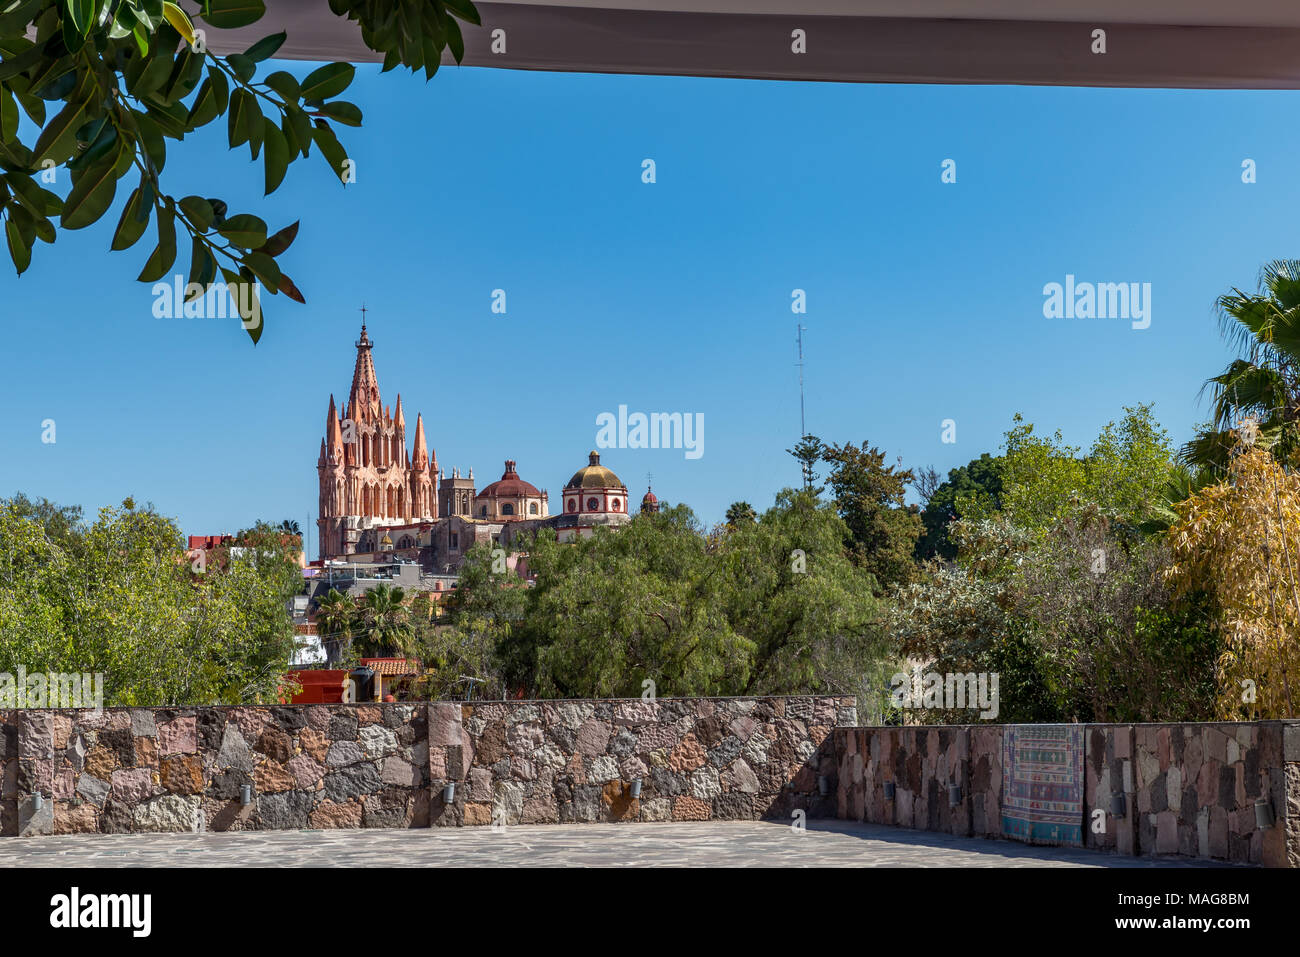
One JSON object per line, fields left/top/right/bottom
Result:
{"left": 0, "top": 696, "right": 856, "bottom": 836}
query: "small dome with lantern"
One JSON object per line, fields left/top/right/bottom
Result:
{"left": 562, "top": 451, "right": 628, "bottom": 517}
{"left": 475, "top": 459, "right": 549, "bottom": 520}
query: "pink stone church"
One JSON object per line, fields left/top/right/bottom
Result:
{"left": 316, "top": 323, "right": 658, "bottom": 573}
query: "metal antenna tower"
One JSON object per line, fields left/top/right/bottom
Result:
{"left": 796, "top": 323, "right": 807, "bottom": 438}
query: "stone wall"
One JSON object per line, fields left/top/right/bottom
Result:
{"left": 833, "top": 721, "right": 1300, "bottom": 867}
{"left": 2, "top": 696, "right": 854, "bottom": 836}
{"left": 1086, "top": 723, "right": 1294, "bottom": 865}
{"left": 6, "top": 704, "right": 431, "bottom": 837}
{"left": 428, "top": 696, "right": 855, "bottom": 826}
{"left": 835, "top": 725, "right": 1002, "bottom": 840}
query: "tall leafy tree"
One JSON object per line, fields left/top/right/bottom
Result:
{"left": 521, "top": 508, "right": 751, "bottom": 698}
{"left": 1015, "top": 505, "right": 1218, "bottom": 722}
{"left": 430, "top": 540, "right": 528, "bottom": 698}
{"left": 915, "top": 453, "right": 1004, "bottom": 561}
{"left": 719, "top": 489, "right": 885, "bottom": 696}
{"left": 0, "top": 497, "right": 301, "bottom": 704}
{"left": 819, "top": 440, "right": 922, "bottom": 590}
{"left": 1001, "top": 404, "right": 1176, "bottom": 533}
{"left": 786, "top": 434, "right": 822, "bottom": 493}
{"left": 454, "top": 494, "right": 891, "bottom": 699}
{"left": 3, "top": 491, "right": 83, "bottom": 542}
{"left": 1183, "top": 260, "right": 1300, "bottom": 473}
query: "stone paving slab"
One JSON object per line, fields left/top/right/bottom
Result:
{"left": 0, "top": 821, "right": 1235, "bottom": 867}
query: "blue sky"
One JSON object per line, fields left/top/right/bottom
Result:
{"left": 3, "top": 61, "right": 1297, "bottom": 549}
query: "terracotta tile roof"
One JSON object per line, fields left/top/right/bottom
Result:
{"left": 360, "top": 658, "right": 417, "bottom": 676}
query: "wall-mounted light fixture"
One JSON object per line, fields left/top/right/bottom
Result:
{"left": 32, "top": 793, "right": 43, "bottom": 811}
{"left": 817, "top": 775, "right": 830, "bottom": 797}
{"left": 629, "top": 778, "right": 642, "bottom": 799}
{"left": 1110, "top": 793, "right": 1127, "bottom": 817}
{"left": 947, "top": 784, "right": 962, "bottom": 807}
{"left": 443, "top": 783, "right": 456, "bottom": 803}
{"left": 240, "top": 784, "right": 252, "bottom": 806}
{"left": 883, "top": 780, "right": 896, "bottom": 800}
{"left": 1254, "top": 798, "right": 1275, "bottom": 830}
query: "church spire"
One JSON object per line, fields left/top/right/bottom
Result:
{"left": 326, "top": 394, "right": 343, "bottom": 459}
{"left": 412, "top": 413, "right": 428, "bottom": 469}
{"left": 349, "top": 317, "right": 380, "bottom": 422}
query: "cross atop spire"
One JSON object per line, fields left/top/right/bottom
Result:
{"left": 641, "top": 471, "right": 660, "bottom": 513}
{"left": 356, "top": 305, "right": 371, "bottom": 349}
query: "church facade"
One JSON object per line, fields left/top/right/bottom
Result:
{"left": 317, "top": 323, "right": 648, "bottom": 573}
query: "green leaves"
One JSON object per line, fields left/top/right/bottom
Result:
{"left": 285, "top": 104, "right": 311, "bottom": 157}
{"left": 225, "top": 53, "right": 255, "bottom": 84}
{"left": 110, "top": 186, "right": 152, "bottom": 251}
{"left": 178, "top": 195, "right": 214, "bottom": 231}
{"left": 61, "top": 152, "right": 121, "bottom": 230}
{"left": 317, "top": 101, "right": 361, "bottom": 127}
{"left": 0, "top": 504, "right": 308, "bottom": 706}
{"left": 227, "top": 87, "right": 256, "bottom": 148}
{"left": 216, "top": 213, "right": 266, "bottom": 248}
{"left": 227, "top": 265, "right": 263, "bottom": 344}
{"left": 65, "top": 116, "right": 116, "bottom": 172}
{"left": 129, "top": 51, "right": 174, "bottom": 100}
{"left": 137, "top": 202, "right": 177, "bottom": 282}
{"left": 162, "top": 48, "right": 206, "bottom": 105}
{"left": 262, "top": 70, "right": 298, "bottom": 101}
{"left": 243, "top": 30, "right": 285, "bottom": 62}
{"left": 0, "top": 85, "right": 20, "bottom": 142}
{"left": 328, "top": 0, "right": 481, "bottom": 73}
{"left": 31, "top": 97, "right": 86, "bottom": 167}
{"left": 198, "top": 0, "right": 267, "bottom": 30}
{"left": 3, "top": 0, "right": 402, "bottom": 341}
{"left": 186, "top": 70, "right": 228, "bottom": 128}
{"left": 299, "top": 62, "right": 354, "bottom": 103}
{"left": 186, "top": 236, "right": 216, "bottom": 294}
{"left": 5, "top": 216, "right": 29, "bottom": 274}
{"left": 243, "top": 248, "right": 279, "bottom": 289}
{"left": 136, "top": 113, "right": 167, "bottom": 172}
{"left": 67, "top": 0, "right": 95, "bottom": 36}
{"left": 261, "top": 115, "right": 287, "bottom": 193}
{"left": 311, "top": 120, "right": 348, "bottom": 183}
{"left": 4, "top": 171, "right": 62, "bottom": 218}
{"left": 442, "top": 0, "right": 482, "bottom": 26}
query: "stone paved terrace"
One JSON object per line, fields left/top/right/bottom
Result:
{"left": 0, "top": 820, "right": 1236, "bottom": 867}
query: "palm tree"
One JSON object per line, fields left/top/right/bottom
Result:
{"left": 315, "top": 588, "right": 356, "bottom": 662}
{"left": 279, "top": 519, "right": 302, "bottom": 536}
{"left": 725, "top": 501, "right": 757, "bottom": 526}
{"left": 1183, "top": 260, "right": 1300, "bottom": 474}
{"left": 358, "top": 584, "right": 414, "bottom": 657}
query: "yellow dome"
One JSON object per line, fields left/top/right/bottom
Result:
{"left": 566, "top": 451, "right": 625, "bottom": 489}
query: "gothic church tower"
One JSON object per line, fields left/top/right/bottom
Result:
{"left": 317, "top": 322, "right": 436, "bottom": 558}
